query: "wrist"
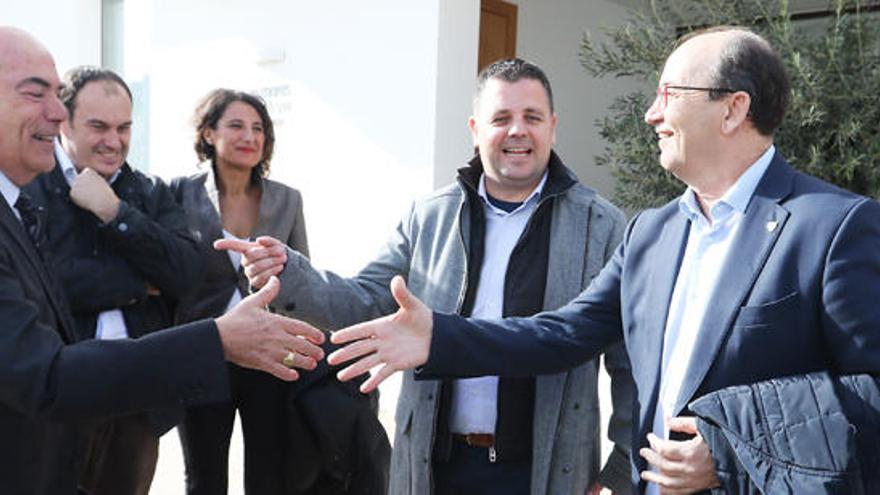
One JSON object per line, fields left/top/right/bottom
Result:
{"left": 97, "top": 197, "right": 121, "bottom": 223}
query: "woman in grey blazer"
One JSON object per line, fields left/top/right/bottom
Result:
{"left": 171, "top": 89, "right": 309, "bottom": 495}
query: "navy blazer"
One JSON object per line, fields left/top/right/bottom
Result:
{"left": 423, "top": 152, "right": 880, "bottom": 491}
{"left": 0, "top": 192, "right": 230, "bottom": 494}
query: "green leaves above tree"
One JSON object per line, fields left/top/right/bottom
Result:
{"left": 580, "top": 0, "right": 880, "bottom": 209}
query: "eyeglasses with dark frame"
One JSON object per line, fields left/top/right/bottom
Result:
{"left": 654, "top": 84, "right": 737, "bottom": 110}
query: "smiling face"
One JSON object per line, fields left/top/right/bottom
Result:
{"left": 203, "top": 101, "right": 265, "bottom": 173}
{"left": 469, "top": 77, "right": 557, "bottom": 201}
{"left": 644, "top": 34, "right": 729, "bottom": 183}
{"left": 0, "top": 28, "right": 68, "bottom": 186}
{"left": 60, "top": 80, "right": 132, "bottom": 178}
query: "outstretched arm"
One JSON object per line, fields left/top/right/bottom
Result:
{"left": 216, "top": 220, "right": 408, "bottom": 331}
{"left": 327, "top": 251, "right": 626, "bottom": 392}
{"left": 0, "top": 243, "right": 324, "bottom": 422}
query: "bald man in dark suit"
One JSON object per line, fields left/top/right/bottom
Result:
{"left": 0, "top": 26, "right": 325, "bottom": 495}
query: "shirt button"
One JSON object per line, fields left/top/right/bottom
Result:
{"left": 118, "top": 222, "right": 128, "bottom": 232}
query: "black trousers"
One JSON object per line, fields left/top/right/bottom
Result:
{"left": 177, "top": 364, "right": 290, "bottom": 495}
{"left": 433, "top": 439, "right": 531, "bottom": 495}
{"left": 78, "top": 413, "right": 159, "bottom": 495}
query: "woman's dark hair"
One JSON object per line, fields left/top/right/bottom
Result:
{"left": 193, "top": 88, "right": 275, "bottom": 178}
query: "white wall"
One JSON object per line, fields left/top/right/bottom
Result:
{"left": 508, "top": 0, "right": 644, "bottom": 202}
{"left": 120, "top": 0, "right": 459, "bottom": 276}
{"left": 432, "top": 0, "right": 481, "bottom": 188}
{"left": 3, "top": 0, "right": 102, "bottom": 72}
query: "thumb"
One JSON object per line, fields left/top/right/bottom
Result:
{"left": 666, "top": 416, "right": 698, "bottom": 435}
{"left": 255, "top": 235, "right": 281, "bottom": 248}
{"left": 390, "top": 275, "right": 418, "bottom": 311}
{"left": 214, "top": 237, "right": 256, "bottom": 253}
{"left": 246, "top": 275, "right": 280, "bottom": 307}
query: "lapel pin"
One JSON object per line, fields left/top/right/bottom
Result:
{"left": 766, "top": 220, "right": 778, "bottom": 232}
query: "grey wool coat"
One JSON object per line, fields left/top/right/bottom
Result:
{"left": 273, "top": 153, "right": 634, "bottom": 494}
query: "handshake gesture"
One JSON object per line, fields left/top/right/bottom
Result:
{"left": 216, "top": 237, "right": 721, "bottom": 494}
{"left": 215, "top": 236, "right": 433, "bottom": 390}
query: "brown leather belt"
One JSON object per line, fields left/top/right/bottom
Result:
{"left": 452, "top": 433, "right": 495, "bottom": 448}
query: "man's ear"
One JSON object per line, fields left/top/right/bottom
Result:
{"left": 468, "top": 116, "right": 478, "bottom": 145}
{"left": 721, "top": 91, "right": 751, "bottom": 134}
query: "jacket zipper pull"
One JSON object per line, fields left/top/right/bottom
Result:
{"left": 488, "top": 446, "right": 497, "bottom": 463}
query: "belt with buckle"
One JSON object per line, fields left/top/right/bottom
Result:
{"left": 452, "top": 433, "right": 495, "bottom": 448}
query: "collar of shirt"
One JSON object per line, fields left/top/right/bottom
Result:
{"left": 678, "top": 144, "right": 776, "bottom": 228}
{"left": 0, "top": 170, "right": 21, "bottom": 218}
{"left": 476, "top": 168, "right": 548, "bottom": 216}
{"left": 55, "top": 138, "right": 122, "bottom": 186}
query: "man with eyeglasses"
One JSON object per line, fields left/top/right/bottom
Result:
{"left": 325, "top": 26, "right": 880, "bottom": 494}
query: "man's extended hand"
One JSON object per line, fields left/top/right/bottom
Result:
{"left": 69, "top": 167, "right": 121, "bottom": 223}
{"left": 214, "top": 235, "right": 288, "bottom": 289}
{"left": 327, "top": 276, "right": 432, "bottom": 393}
{"left": 639, "top": 417, "right": 720, "bottom": 494}
{"left": 215, "top": 276, "right": 325, "bottom": 381}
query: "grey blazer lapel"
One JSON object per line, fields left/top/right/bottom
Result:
{"left": 674, "top": 155, "right": 793, "bottom": 413}
{"left": 203, "top": 165, "right": 223, "bottom": 227}
{"left": 200, "top": 167, "right": 241, "bottom": 280}
{"left": 253, "top": 179, "right": 274, "bottom": 237}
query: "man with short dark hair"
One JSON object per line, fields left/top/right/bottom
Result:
{"left": 0, "top": 26, "right": 324, "bottom": 495}
{"left": 25, "top": 65, "right": 197, "bottom": 495}
{"left": 326, "top": 27, "right": 880, "bottom": 494}
{"left": 221, "top": 58, "right": 634, "bottom": 494}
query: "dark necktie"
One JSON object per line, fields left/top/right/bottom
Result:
{"left": 14, "top": 191, "right": 46, "bottom": 253}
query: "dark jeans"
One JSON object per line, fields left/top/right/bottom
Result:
{"left": 177, "top": 364, "right": 290, "bottom": 495}
{"left": 78, "top": 413, "right": 159, "bottom": 495}
{"left": 433, "top": 439, "right": 531, "bottom": 495}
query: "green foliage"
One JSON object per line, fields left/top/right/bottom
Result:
{"left": 580, "top": 0, "right": 880, "bottom": 209}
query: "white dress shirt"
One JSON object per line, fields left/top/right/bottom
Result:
{"left": 646, "top": 145, "right": 775, "bottom": 495}
{"left": 0, "top": 170, "right": 23, "bottom": 222}
{"left": 448, "top": 171, "right": 548, "bottom": 434}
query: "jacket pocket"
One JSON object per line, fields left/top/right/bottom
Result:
{"left": 734, "top": 291, "right": 799, "bottom": 328}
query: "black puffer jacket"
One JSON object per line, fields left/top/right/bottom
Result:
{"left": 692, "top": 372, "right": 880, "bottom": 494}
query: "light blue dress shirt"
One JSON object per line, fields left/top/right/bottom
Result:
{"left": 647, "top": 145, "right": 775, "bottom": 495}
{"left": 449, "top": 170, "right": 548, "bottom": 435}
